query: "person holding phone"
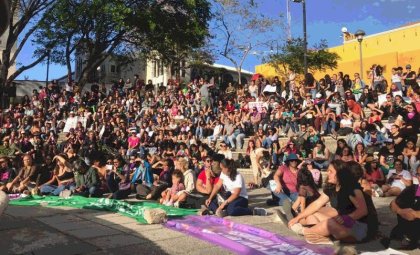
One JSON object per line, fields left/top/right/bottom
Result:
{"left": 380, "top": 159, "right": 412, "bottom": 197}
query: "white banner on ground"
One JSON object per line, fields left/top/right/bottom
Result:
{"left": 63, "top": 116, "right": 87, "bottom": 133}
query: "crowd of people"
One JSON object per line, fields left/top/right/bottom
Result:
{"left": 0, "top": 63, "right": 419, "bottom": 248}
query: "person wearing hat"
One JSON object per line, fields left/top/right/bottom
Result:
{"left": 268, "top": 153, "right": 300, "bottom": 207}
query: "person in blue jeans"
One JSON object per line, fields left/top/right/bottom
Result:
{"left": 40, "top": 154, "right": 75, "bottom": 196}
{"left": 204, "top": 159, "right": 267, "bottom": 217}
{"left": 268, "top": 154, "right": 300, "bottom": 206}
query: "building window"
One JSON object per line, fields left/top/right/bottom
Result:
{"left": 110, "top": 65, "right": 116, "bottom": 73}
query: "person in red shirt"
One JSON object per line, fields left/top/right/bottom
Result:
{"left": 225, "top": 100, "right": 235, "bottom": 113}
{"left": 184, "top": 157, "right": 221, "bottom": 210}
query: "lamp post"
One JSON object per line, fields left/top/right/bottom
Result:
{"left": 45, "top": 48, "right": 51, "bottom": 87}
{"left": 355, "top": 29, "right": 366, "bottom": 80}
{"left": 291, "top": 0, "right": 308, "bottom": 76}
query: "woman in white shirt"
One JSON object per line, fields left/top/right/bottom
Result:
{"left": 380, "top": 159, "right": 412, "bottom": 197}
{"left": 204, "top": 159, "right": 267, "bottom": 217}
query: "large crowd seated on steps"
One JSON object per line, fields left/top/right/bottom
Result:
{"left": 0, "top": 65, "right": 419, "bottom": 247}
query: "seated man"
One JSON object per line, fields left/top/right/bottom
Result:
{"left": 5, "top": 154, "right": 39, "bottom": 194}
{"left": 382, "top": 183, "right": 420, "bottom": 250}
{"left": 73, "top": 160, "right": 102, "bottom": 197}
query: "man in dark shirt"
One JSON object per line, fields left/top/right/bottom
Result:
{"left": 383, "top": 184, "right": 420, "bottom": 250}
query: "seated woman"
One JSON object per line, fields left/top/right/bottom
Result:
{"left": 267, "top": 154, "right": 300, "bottom": 208}
{"left": 380, "top": 159, "right": 412, "bottom": 197}
{"left": 171, "top": 157, "right": 196, "bottom": 207}
{"left": 40, "top": 154, "right": 75, "bottom": 196}
{"left": 312, "top": 141, "right": 330, "bottom": 170}
{"left": 203, "top": 159, "right": 267, "bottom": 217}
{"left": 337, "top": 146, "right": 355, "bottom": 162}
{"left": 288, "top": 160, "right": 378, "bottom": 244}
{"left": 364, "top": 158, "right": 385, "bottom": 189}
{"left": 402, "top": 139, "right": 419, "bottom": 174}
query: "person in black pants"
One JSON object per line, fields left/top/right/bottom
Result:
{"left": 382, "top": 184, "right": 420, "bottom": 250}
{"left": 106, "top": 156, "right": 131, "bottom": 200}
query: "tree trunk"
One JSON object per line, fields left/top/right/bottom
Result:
{"left": 0, "top": 49, "right": 11, "bottom": 108}
{"left": 237, "top": 67, "right": 242, "bottom": 85}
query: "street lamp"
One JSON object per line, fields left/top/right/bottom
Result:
{"left": 291, "top": 0, "right": 308, "bottom": 76}
{"left": 45, "top": 47, "right": 51, "bottom": 87}
{"left": 355, "top": 29, "right": 366, "bottom": 80}
{"left": 96, "top": 66, "right": 101, "bottom": 82}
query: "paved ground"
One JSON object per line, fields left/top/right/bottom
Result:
{"left": 1, "top": 189, "right": 419, "bottom": 255}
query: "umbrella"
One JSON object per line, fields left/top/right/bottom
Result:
{"left": 251, "top": 73, "right": 263, "bottom": 81}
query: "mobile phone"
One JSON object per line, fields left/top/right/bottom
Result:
{"left": 106, "top": 164, "right": 113, "bottom": 171}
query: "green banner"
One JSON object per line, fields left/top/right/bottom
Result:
{"left": 9, "top": 195, "right": 197, "bottom": 224}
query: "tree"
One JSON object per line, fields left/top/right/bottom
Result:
{"left": 212, "top": 0, "right": 282, "bottom": 84}
{"left": 34, "top": 0, "right": 212, "bottom": 88}
{"left": 267, "top": 38, "right": 340, "bottom": 76}
{"left": 0, "top": 0, "right": 56, "bottom": 104}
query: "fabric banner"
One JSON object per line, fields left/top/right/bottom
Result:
{"left": 166, "top": 215, "right": 334, "bottom": 255}
{"left": 9, "top": 195, "right": 197, "bottom": 224}
{"left": 248, "top": 101, "right": 268, "bottom": 113}
{"left": 63, "top": 116, "right": 88, "bottom": 133}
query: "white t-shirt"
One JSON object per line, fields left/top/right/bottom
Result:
{"left": 387, "top": 169, "right": 412, "bottom": 190}
{"left": 219, "top": 172, "right": 248, "bottom": 199}
{"left": 391, "top": 74, "right": 401, "bottom": 83}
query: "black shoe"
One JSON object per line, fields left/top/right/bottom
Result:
{"left": 135, "top": 194, "right": 144, "bottom": 200}
{"left": 266, "top": 199, "right": 278, "bottom": 206}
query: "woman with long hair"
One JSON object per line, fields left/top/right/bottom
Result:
{"left": 288, "top": 160, "right": 379, "bottom": 244}
{"left": 204, "top": 159, "right": 266, "bottom": 217}
{"left": 354, "top": 143, "right": 368, "bottom": 165}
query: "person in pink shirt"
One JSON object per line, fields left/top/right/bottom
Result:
{"left": 127, "top": 130, "right": 140, "bottom": 156}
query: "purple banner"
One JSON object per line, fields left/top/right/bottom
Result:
{"left": 166, "top": 215, "right": 334, "bottom": 255}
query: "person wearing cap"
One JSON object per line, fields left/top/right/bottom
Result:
{"left": 269, "top": 153, "right": 300, "bottom": 207}
{"left": 379, "top": 138, "right": 401, "bottom": 176}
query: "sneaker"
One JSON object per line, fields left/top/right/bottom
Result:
{"left": 165, "top": 200, "right": 174, "bottom": 207}
{"left": 59, "top": 189, "right": 72, "bottom": 199}
{"left": 173, "top": 201, "right": 179, "bottom": 208}
{"left": 216, "top": 209, "right": 228, "bottom": 217}
{"left": 197, "top": 205, "right": 210, "bottom": 216}
{"left": 290, "top": 223, "right": 304, "bottom": 235}
{"left": 282, "top": 199, "right": 294, "bottom": 222}
{"left": 374, "top": 186, "right": 384, "bottom": 197}
{"left": 253, "top": 207, "right": 268, "bottom": 216}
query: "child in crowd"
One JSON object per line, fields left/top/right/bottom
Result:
{"left": 160, "top": 170, "right": 185, "bottom": 206}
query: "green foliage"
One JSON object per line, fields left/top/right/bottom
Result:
{"left": 267, "top": 38, "right": 340, "bottom": 75}
{"left": 33, "top": 0, "right": 212, "bottom": 84}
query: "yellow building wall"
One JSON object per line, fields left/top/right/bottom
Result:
{"left": 255, "top": 23, "right": 420, "bottom": 83}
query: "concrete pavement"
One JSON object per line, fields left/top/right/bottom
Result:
{"left": 0, "top": 189, "right": 418, "bottom": 255}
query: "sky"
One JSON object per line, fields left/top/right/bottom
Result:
{"left": 16, "top": 0, "right": 419, "bottom": 81}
